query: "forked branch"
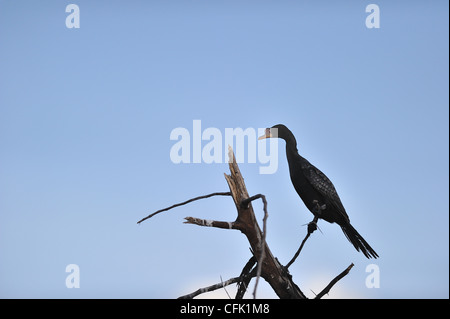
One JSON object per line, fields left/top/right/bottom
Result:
{"left": 137, "top": 147, "right": 353, "bottom": 299}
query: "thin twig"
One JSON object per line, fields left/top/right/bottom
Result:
{"left": 236, "top": 255, "right": 257, "bottom": 299}
{"left": 240, "top": 194, "right": 268, "bottom": 299}
{"left": 137, "top": 192, "right": 231, "bottom": 224}
{"left": 315, "top": 263, "right": 354, "bottom": 299}
{"left": 183, "top": 217, "right": 236, "bottom": 230}
{"left": 285, "top": 215, "right": 319, "bottom": 269}
{"left": 178, "top": 276, "right": 243, "bottom": 299}
{"left": 255, "top": 195, "right": 268, "bottom": 299}
{"left": 285, "top": 233, "right": 310, "bottom": 270}
{"left": 220, "top": 275, "right": 232, "bottom": 299}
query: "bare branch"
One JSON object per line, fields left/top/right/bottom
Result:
{"left": 220, "top": 276, "right": 232, "bottom": 299}
{"left": 240, "top": 194, "right": 268, "bottom": 299}
{"left": 285, "top": 215, "right": 319, "bottom": 269}
{"left": 178, "top": 256, "right": 259, "bottom": 299}
{"left": 183, "top": 217, "right": 236, "bottom": 230}
{"left": 315, "top": 263, "right": 354, "bottom": 299}
{"left": 178, "top": 276, "right": 242, "bottom": 299}
{"left": 224, "top": 147, "right": 306, "bottom": 299}
{"left": 140, "top": 147, "right": 352, "bottom": 300}
{"left": 137, "top": 192, "right": 231, "bottom": 224}
{"left": 236, "top": 256, "right": 257, "bottom": 299}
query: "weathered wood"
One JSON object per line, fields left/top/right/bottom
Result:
{"left": 224, "top": 146, "right": 306, "bottom": 299}
{"left": 138, "top": 146, "right": 353, "bottom": 299}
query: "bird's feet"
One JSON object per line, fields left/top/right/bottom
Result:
{"left": 312, "top": 200, "right": 326, "bottom": 216}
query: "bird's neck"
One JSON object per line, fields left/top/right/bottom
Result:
{"left": 285, "top": 140, "right": 299, "bottom": 159}
{"left": 284, "top": 135, "right": 298, "bottom": 151}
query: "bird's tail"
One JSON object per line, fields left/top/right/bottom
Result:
{"left": 340, "top": 223, "right": 379, "bottom": 259}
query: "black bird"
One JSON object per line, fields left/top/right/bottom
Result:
{"left": 259, "top": 124, "right": 378, "bottom": 259}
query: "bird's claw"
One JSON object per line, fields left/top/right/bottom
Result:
{"left": 312, "top": 200, "right": 326, "bottom": 215}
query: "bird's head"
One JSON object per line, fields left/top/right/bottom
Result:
{"left": 258, "top": 127, "right": 275, "bottom": 140}
{"left": 258, "top": 124, "right": 297, "bottom": 150}
{"left": 258, "top": 124, "right": 289, "bottom": 140}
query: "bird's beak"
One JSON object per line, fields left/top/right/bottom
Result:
{"left": 258, "top": 128, "right": 272, "bottom": 140}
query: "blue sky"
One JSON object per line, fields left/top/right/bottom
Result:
{"left": 0, "top": 1, "right": 448, "bottom": 298}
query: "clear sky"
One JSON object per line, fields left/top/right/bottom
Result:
{"left": 0, "top": 0, "right": 448, "bottom": 298}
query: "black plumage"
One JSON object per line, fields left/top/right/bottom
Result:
{"left": 259, "top": 124, "right": 378, "bottom": 259}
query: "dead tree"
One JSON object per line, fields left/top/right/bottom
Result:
{"left": 138, "top": 147, "right": 353, "bottom": 299}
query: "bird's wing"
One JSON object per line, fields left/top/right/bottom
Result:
{"left": 302, "top": 160, "right": 349, "bottom": 221}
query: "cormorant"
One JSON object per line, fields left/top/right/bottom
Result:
{"left": 259, "top": 124, "right": 378, "bottom": 259}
